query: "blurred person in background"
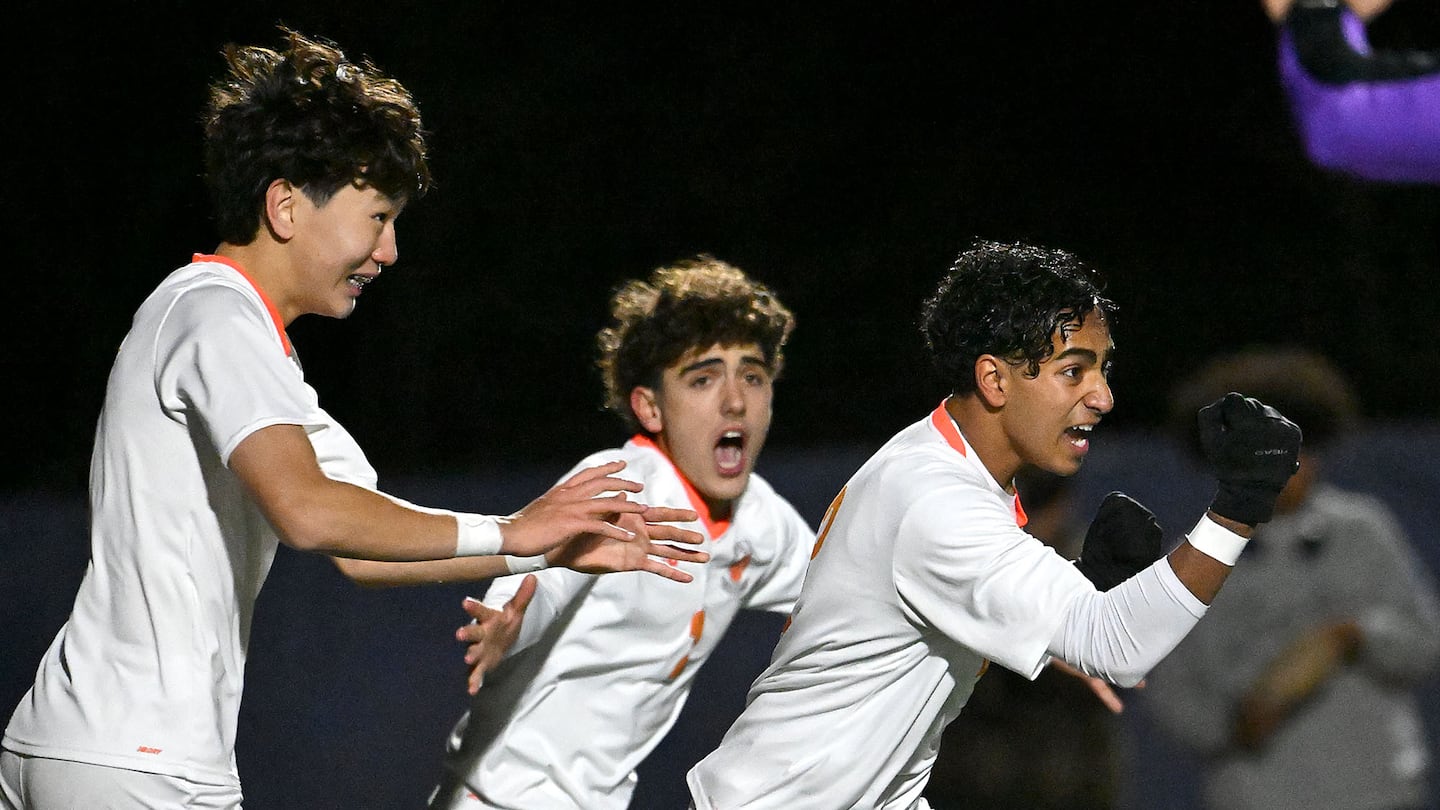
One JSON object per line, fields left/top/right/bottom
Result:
{"left": 1145, "top": 346, "right": 1440, "bottom": 810}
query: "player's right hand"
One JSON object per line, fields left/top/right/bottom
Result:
{"left": 1198, "top": 392, "right": 1302, "bottom": 526}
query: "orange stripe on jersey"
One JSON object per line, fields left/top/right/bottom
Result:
{"left": 630, "top": 434, "right": 732, "bottom": 539}
{"left": 194, "top": 253, "right": 293, "bottom": 356}
{"left": 809, "top": 486, "right": 848, "bottom": 560}
{"left": 690, "top": 610, "right": 706, "bottom": 639}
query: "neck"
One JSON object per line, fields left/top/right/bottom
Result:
{"left": 216, "top": 239, "right": 298, "bottom": 325}
{"left": 944, "top": 394, "right": 1021, "bottom": 491}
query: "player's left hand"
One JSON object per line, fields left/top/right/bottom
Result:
{"left": 548, "top": 508, "right": 708, "bottom": 581}
{"left": 1075, "top": 492, "right": 1164, "bottom": 591}
{"left": 1050, "top": 658, "right": 1143, "bottom": 714}
{"left": 457, "top": 576, "right": 537, "bottom": 695}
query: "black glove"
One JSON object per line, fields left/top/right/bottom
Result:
{"left": 1198, "top": 392, "right": 1303, "bottom": 526}
{"left": 1075, "top": 492, "right": 1165, "bottom": 591}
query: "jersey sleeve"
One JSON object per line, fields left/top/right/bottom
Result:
{"left": 892, "top": 481, "right": 1093, "bottom": 679}
{"left": 154, "top": 283, "right": 321, "bottom": 464}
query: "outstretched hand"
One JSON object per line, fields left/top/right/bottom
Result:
{"left": 1075, "top": 492, "right": 1165, "bottom": 591}
{"left": 457, "top": 575, "right": 537, "bottom": 695}
{"left": 550, "top": 509, "right": 708, "bottom": 582}
{"left": 498, "top": 460, "right": 706, "bottom": 560}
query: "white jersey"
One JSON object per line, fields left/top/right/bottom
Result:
{"left": 687, "top": 404, "right": 1096, "bottom": 809}
{"left": 435, "top": 436, "right": 815, "bottom": 810}
{"left": 4, "top": 256, "right": 376, "bottom": 788}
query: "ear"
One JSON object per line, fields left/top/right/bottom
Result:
{"left": 263, "top": 179, "right": 300, "bottom": 241}
{"left": 629, "top": 386, "right": 664, "bottom": 434}
{"left": 974, "top": 354, "right": 1008, "bottom": 408}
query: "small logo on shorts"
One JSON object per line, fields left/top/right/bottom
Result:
{"left": 137, "top": 746, "right": 163, "bottom": 755}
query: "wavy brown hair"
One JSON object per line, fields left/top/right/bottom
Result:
{"left": 597, "top": 256, "right": 795, "bottom": 433}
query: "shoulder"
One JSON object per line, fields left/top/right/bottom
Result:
{"left": 568, "top": 441, "right": 677, "bottom": 489}
{"left": 738, "top": 472, "right": 813, "bottom": 534}
{"left": 152, "top": 264, "right": 268, "bottom": 333}
{"left": 1306, "top": 484, "right": 1400, "bottom": 524}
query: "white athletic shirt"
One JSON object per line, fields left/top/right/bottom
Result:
{"left": 436, "top": 436, "right": 815, "bottom": 810}
{"left": 687, "top": 404, "right": 1100, "bottom": 810}
{"left": 3, "top": 255, "right": 377, "bottom": 788}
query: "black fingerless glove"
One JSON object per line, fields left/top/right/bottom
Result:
{"left": 1074, "top": 491, "right": 1165, "bottom": 591}
{"left": 1198, "top": 392, "right": 1303, "bottom": 525}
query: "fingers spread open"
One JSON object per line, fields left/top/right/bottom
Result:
{"left": 644, "top": 523, "right": 705, "bottom": 545}
{"left": 642, "top": 559, "right": 697, "bottom": 583}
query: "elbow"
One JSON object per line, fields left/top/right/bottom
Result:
{"left": 267, "top": 496, "right": 350, "bottom": 556}
{"left": 1110, "top": 668, "right": 1149, "bottom": 690}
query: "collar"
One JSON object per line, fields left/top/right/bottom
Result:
{"left": 193, "top": 253, "right": 292, "bottom": 357}
{"left": 929, "top": 400, "right": 1027, "bottom": 528}
{"left": 630, "top": 433, "right": 732, "bottom": 540}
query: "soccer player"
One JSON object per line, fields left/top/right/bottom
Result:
{"left": 0, "top": 29, "right": 703, "bottom": 810}
{"left": 429, "top": 256, "right": 816, "bottom": 810}
{"left": 686, "top": 240, "right": 1302, "bottom": 809}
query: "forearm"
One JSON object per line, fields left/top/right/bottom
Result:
{"left": 331, "top": 554, "right": 511, "bottom": 587}
{"left": 1049, "top": 555, "right": 1209, "bottom": 687}
{"left": 230, "top": 424, "right": 499, "bottom": 561}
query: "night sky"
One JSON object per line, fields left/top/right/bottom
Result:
{"left": 8, "top": 0, "right": 1440, "bottom": 494}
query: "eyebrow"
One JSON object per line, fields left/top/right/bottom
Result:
{"left": 677, "top": 355, "right": 769, "bottom": 375}
{"left": 1053, "top": 346, "right": 1114, "bottom": 365}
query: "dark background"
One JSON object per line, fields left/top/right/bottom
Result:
{"left": 7, "top": 1, "right": 1440, "bottom": 808}
{"left": 7, "top": 0, "right": 1440, "bottom": 495}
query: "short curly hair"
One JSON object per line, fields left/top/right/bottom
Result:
{"left": 920, "top": 240, "right": 1115, "bottom": 395}
{"left": 202, "top": 27, "right": 431, "bottom": 245}
{"left": 597, "top": 256, "right": 795, "bottom": 433}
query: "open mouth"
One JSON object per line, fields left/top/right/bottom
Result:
{"left": 1065, "top": 424, "right": 1094, "bottom": 450}
{"left": 347, "top": 274, "right": 375, "bottom": 291}
{"left": 715, "top": 430, "right": 745, "bottom": 476}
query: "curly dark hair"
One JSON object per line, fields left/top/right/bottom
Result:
{"left": 597, "top": 256, "right": 795, "bottom": 433}
{"left": 920, "top": 240, "right": 1115, "bottom": 395}
{"left": 202, "top": 27, "right": 431, "bottom": 245}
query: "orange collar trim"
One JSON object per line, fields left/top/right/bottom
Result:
{"left": 630, "top": 433, "right": 731, "bottom": 539}
{"left": 193, "top": 253, "right": 292, "bottom": 357}
{"left": 930, "top": 400, "right": 1027, "bottom": 528}
{"left": 929, "top": 400, "right": 967, "bottom": 456}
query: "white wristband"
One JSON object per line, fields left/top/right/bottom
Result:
{"left": 1186, "top": 515, "right": 1249, "bottom": 566}
{"left": 453, "top": 513, "right": 504, "bottom": 558}
{"left": 505, "top": 554, "right": 550, "bottom": 574}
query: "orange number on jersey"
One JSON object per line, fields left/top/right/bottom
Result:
{"left": 809, "top": 486, "right": 848, "bottom": 560}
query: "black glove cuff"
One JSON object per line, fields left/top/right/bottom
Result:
{"left": 1210, "top": 482, "right": 1279, "bottom": 526}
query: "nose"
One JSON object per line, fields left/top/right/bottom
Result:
{"left": 372, "top": 222, "right": 399, "bottom": 267}
{"left": 1087, "top": 376, "right": 1115, "bottom": 415}
{"left": 721, "top": 376, "right": 746, "bottom": 416}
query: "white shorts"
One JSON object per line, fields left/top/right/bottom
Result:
{"left": 0, "top": 749, "right": 243, "bottom": 809}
